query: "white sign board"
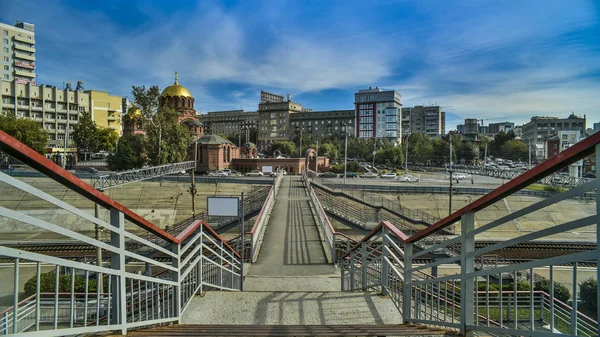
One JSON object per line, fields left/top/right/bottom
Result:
{"left": 262, "top": 166, "right": 273, "bottom": 173}
{"left": 207, "top": 197, "right": 239, "bottom": 217}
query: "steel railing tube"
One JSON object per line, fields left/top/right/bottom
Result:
{"left": 35, "top": 262, "right": 40, "bottom": 331}
{"left": 54, "top": 265, "right": 59, "bottom": 329}
{"left": 84, "top": 270, "right": 89, "bottom": 327}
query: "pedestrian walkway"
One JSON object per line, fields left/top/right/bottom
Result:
{"left": 244, "top": 176, "right": 339, "bottom": 291}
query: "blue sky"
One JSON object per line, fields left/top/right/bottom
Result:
{"left": 1, "top": 0, "right": 599, "bottom": 130}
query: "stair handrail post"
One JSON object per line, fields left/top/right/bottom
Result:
{"left": 402, "top": 241, "right": 413, "bottom": 324}
{"left": 459, "top": 211, "right": 475, "bottom": 337}
{"left": 171, "top": 242, "right": 181, "bottom": 322}
{"left": 381, "top": 226, "right": 389, "bottom": 296}
{"left": 109, "top": 208, "right": 127, "bottom": 335}
{"left": 361, "top": 241, "right": 368, "bottom": 290}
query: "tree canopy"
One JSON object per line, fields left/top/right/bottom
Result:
{"left": 0, "top": 114, "right": 47, "bottom": 154}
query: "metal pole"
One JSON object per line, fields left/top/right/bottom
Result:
{"left": 344, "top": 125, "right": 348, "bottom": 185}
{"left": 372, "top": 137, "right": 376, "bottom": 168}
{"left": 63, "top": 128, "right": 68, "bottom": 169}
{"left": 95, "top": 203, "right": 103, "bottom": 291}
{"left": 528, "top": 140, "right": 531, "bottom": 169}
{"left": 316, "top": 140, "right": 319, "bottom": 174}
{"left": 299, "top": 128, "right": 303, "bottom": 158}
{"left": 484, "top": 142, "right": 487, "bottom": 166}
{"left": 240, "top": 192, "right": 245, "bottom": 291}
{"left": 449, "top": 140, "right": 453, "bottom": 216}
{"left": 191, "top": 170, "right": 196, "bottom": 219}
{"left": 405, "top": 133, "right": 411, "bottom": 172}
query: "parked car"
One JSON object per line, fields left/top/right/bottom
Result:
{"left": 395, "top": 174, "right": 420, "bottom": 183}
{"left": 228, "top": 170, "right": 243, "bottom": 177}
{"left": 246, "top": 170, "right": 264, "bottom": 177}
{"left": 344, "top": 172, "right": 358, "bottom": 178}
{"left": 91, "top": 152, "right": 106, "bottom": 159}
{"left": 209, "top": 171, "right": 229, "bottom": 177}
{"left": 361, "top": 173, "right": 378, "bottom": 178}
{"left": 319, "top": 172, "right": 338, "bottom": 178}
{"left": 270, "top": 170, "right": 287, "bottom": 177}
{"left": 380, "top": 172, "right": 397, "bottom": 179}
{"left": 583, "top": 173, "right": 596, "bottom": 178}
{"left": 454, "top": 173, "right": 468, "bottom": 180}
{"left": 77, "top": 167, "right": 98, "bottom": 174}
{"left": 221, "top": 169, "right": 232, "bottom": 175}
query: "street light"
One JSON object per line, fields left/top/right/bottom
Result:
{"left": 342, "top": 122, "right": 348, "bottom": 184}
{"left": 404, "top": 132, "right": 413, "bottom": 172}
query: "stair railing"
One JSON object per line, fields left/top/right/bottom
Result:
{"left": 337, "top": 131, "right": 600, "bottom": 337}
{"left": 0, "top": 130, "right": 242, "bottom": 336}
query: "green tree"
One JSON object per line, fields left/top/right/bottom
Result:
{"left": 107, "top": 134, "right": 148, "bottom": 170}
{"left": 456, "top": 142, "right": 477, "bottom": 164}
{"left": 270, "top": 141, "right": 296, "bottom": 156}
{"left": 72, "top": 110, "right": 99, "bottom": 160}
{"left": 319, "top": 142, "right": 339, "bottom": 161}
{"left": 579, "top": 278, "right": 597, "bottom": 314}
{"left": 534, "top": 279, "right": 571, "bottom": 303}
{"left": 0, "top": 114, "right": 47, "bottom": 154}
{"left": 499, "top": 139, "right": 528, "bottom": 162}
{"left": 131, "top": 85, "right": 191, "bottom": 165}
{"left": 97, "top": 127, "right": 119, "bottom": 152}
{"left": 490, "top": 130, "right": 516, "bottom": 157}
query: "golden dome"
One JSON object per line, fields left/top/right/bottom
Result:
{"left": 127, "top": 106, "right": 142, "bottom": 119}
{"left": 161, "top": 71, "right": 193, "bottom": 98}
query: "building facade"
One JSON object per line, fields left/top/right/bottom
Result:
{"left": 354, "top": 87, "right": 402, "bottom": 142}
{"left": 191, "top": 134, "right": 239, "bottom": 173}
{"left": 401, "top": 105, "right": 445, "bottom": 137}
{"left": 488, "top": 121, "right": 515, "bottom": 136}
{"left": 198, "top": 109, "right": 258, "bottom": 142}
{"left": 1, "top": 80, "right": 124, "bottom": 153}
{"left": 1, "top": 21, "right": 35, "bottom": 84}
{"left": 522, "top": 114, "right": 586, "bottom": 146}
{"left": 257, "top": 91, "right": 302, "bottom": 151}
{"left": 289, "top": 110, "right": 355, "bottom": 142}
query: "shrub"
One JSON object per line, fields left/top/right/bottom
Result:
{"left": 24, "top": 271, "right": 100, "bottom": 296}
{"left": 534, "top": 279, "right": 571, "bottom": 303}
{"left": 478, "top": 283, "right": 500, "bottom": 292}
{"left": 544, "top": 185, "right": 563, "bottom": 193}
{"left": 579, "top": 278, "right": 597, "bottom": 314}
{"left": 502, "top": 281, "right": 531, "bottom": 292}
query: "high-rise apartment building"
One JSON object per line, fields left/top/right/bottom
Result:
{"left": 354, "top": 87, "right": 402, "bottom": 142}
{"left": 401, "top": 105, "right": 445, "bottom": 137}
{"left": 1, "top": 21, "right": 36, "bottom": 84}
{"left": 0, "top": 80, "right": 124, "bottom": 153}
{"left": 257, "top": 91, "right": 302, "bottom": 151}
{"left": 487, "top": 122, "right": 515, "bottom": 136}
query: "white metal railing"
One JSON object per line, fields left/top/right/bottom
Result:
{"left": 336, "top": 135, "right": 600, "bottom": 337}
{"left": 0, "top": 161, "right": 241, "bottom": 335}
{"left": 247, "top": 170, "right": 284, "bottom": 262}
{"left": 303, "top": 170, "right": 357, "bottom": 263}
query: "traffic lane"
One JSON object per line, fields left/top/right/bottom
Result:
{"left": 314, "top": 174, "right": 505, "bottom": 188}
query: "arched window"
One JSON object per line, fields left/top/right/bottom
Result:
{"left": 173, "top": 97, "right": 179, "bottom": 107}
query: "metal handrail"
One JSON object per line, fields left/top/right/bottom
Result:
{"left": 336, "top": 131, "right": 600, "bottom": 336}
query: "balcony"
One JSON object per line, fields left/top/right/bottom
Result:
{"left": 13, "top": 35, "right": 35, "bottom": 44}
{"left": 14, "top": 53, "right": 35, "bottom": 61}
{"left": 15, "top": 70, "right": 35, "bottom": 78}
{"left": 14, "top": 43, "right": 35, "bottom": 53}
{"left": 31, "top": 105, "right": 42, "bottom": 111}
{"left": 14, "top": 61, "right": 35, "bottom": 70}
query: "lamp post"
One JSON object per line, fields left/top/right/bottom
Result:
{"left": 404, "top": 132, "right": 412, "bottom": 172}
{"left": 343, "top": 123, "right": 348, "bottom": 184}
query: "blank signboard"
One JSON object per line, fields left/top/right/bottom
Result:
{"left": 207, "top": 197, "right": 239, "bottom": 217}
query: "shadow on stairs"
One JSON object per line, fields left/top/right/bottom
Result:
{"left": 126, "top": 323, "right": 460, "bottom": 336}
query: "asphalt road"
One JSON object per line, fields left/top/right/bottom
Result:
{"left": 313, "top": 172, "right": 506, "bottom": 189}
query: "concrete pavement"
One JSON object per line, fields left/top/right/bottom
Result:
{"left": 246, "top": 176, "right": 339, "bottom": 291}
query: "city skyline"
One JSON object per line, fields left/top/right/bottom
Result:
{"left": 1, "top": 0, "right": 599, "bottom": 131}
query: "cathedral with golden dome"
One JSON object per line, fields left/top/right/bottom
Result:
{"left": 123, "top": 72, "right": 204, "bottom": 139}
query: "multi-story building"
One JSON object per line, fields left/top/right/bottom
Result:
{"left": 289, "top": 110, "right": 355, "bottom": 142}
{"left": 89, "top": 88, "right": 123, "bottom": 135}
{"left": 463, "top": 118, "right": 479, "bottom": 134}
{"left": 354, "top": 87, "right": 402, "bottom": 142}
{"left": 401, "top": 105, "right": 445, "bottom": 137}
{"left": 257, "top": 91, "right": 302, "bottom": 151}
{"left": 487, "top": 122, "right": 515, "bottom": 136}
{"left": 198, "top": 109, "right": 258, "bottom": 142}
{"left": 1, "top": 80, "right": 124, "bottom": 152}
{"left": 521, "top": 114, "right": 586, "bottom": 146}
{"left": 1, "top": 21, "right": 36, "bottom": 84}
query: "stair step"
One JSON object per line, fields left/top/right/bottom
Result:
{"left": 129, "top": 324, "right": 455, "bottom": 336}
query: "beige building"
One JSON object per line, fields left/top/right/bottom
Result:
{"left": 0, "top": 80, "right": 124, "bottom": 153}
{"left": 1, "top": 21, "right": 36, "bottom": 83}
{"left": 198, "top": 109, "right": 258, "bottom": 140}
{"left": 89, "top": 90, "right": 122, "bottom": 133}
{"left": 257, "top": 91, "right": 302, "bottom": 151}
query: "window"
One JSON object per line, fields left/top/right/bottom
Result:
{"left": 3, "top": 74, "right": 7, "bottom": 80}
{"left": 3, "top": 65, "right": 8, "bottom": 71}
{"left": 2, "top": 39, "right": 7, "bottom": 44}
{"left": 3, "top": 30, "right": 7, "bottom": 36}
{"left": 3, "top": 47, "right": 7, "bottom": 53}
